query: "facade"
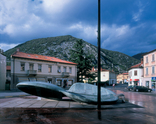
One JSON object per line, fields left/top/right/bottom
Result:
{"left": 142, "top": 49, "right": 156, "bottom": 89}
{"left": 117, "top": 73, "right": 128, "bottom": 84}
{"left": 11, "top": 50, "right": 77, "bottom": 90}
{"left": 128, "top": 62, "right": 143, "bottom": 86}
{"left": 91, "top": 67, "right": 117, "bottom": 85}
{"left": 0, "top": 53, "right": 6, "bottom": 90}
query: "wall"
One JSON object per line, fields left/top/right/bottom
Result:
{"left": 11, "top": 57, "right": 77, "bottom": 90}
{"left": 0, "top": 54, "right": 6, "bottom": 90}
{"left": 128, "top": 68, "right": 143, "bottom": 86}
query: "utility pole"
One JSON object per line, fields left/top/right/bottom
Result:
{"left": 97, "top": 0, "right": 101, "bottom": 110}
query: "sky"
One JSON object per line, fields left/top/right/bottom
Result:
{"left": 0, "top": 0, "right": 156, "bottom": 56}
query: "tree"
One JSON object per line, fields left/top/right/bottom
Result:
{"left": 69, "top": 39, "right": 95, "bottom": 82}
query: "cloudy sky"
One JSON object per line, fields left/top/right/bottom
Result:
{"left": 0, "top": 0, "right": 156, "bottom": 56}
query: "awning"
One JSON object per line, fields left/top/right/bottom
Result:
{"left": 134, "top": 79, "right": 139, "bottom": 81}
{"left": 130, "top": 79, "right": 139, "bottom": 81}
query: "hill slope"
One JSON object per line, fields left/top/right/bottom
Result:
{"left": 132, "top": 52, "right": 146, "bottom": 60}
{"left": 4, "top": 35, "right": 140, "bottom": 73}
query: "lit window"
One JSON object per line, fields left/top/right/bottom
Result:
{"left": 38, "top": 64, "right": 42, "bottom": 72}
{"left": 48, "top": 65, "right": 52, "bottom": 73}
{"left": 21, "top": 62, "right": 25, "bottom": 71}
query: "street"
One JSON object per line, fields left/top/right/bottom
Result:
{"left": 0, "top": 84, "right": 156, "bottom": 124}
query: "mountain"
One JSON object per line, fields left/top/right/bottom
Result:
{"left": 132, "top": 52, "right": 146, "bottom": 60}
{"left": 4, "top": 35, "right": 140, "bottom": 73}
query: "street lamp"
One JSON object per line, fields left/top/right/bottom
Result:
{"left": 97, "top": 0, "right": 101, "bottom": 110}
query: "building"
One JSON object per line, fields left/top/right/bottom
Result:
{"left": 91, "top": 67, "right": 117, "bottom": 85}
{"left": 11, "top": 50, "right": 77, "bottom": 90}
{"left": 142, "top": 49, "right": 156, "bottom": 89}
{"left": 128, "top": 61, "right": 143, "bottom": 86}
{"left": 0, "top": 53, "right": 6, "bottom": 90}
{"left": 117, "top": 73, "right": 128, "bottom": 84}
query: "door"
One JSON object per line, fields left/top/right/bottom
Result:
{"left": 146, "top": 81, "right": 149, "bottom": 88}
{"left": 48, "top": 78, "right": 52, "bottom": 84}
{"left": 63, "top": 80, "right": 67, "bottom": 88}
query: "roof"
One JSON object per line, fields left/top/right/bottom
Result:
{"left": 6, "top": 66, "right": 11, "bottom": 70}
{"left": 129, "top": 63, "right": 143, "bottom": 70}
{"left": 11, "top": 51, "right": 77, "bottom": 65}
{"left": 118, "top": 73, "right": 128, "bottom": 76}
{"left": 143, "top": 49, "right": 156, "bottom": 56}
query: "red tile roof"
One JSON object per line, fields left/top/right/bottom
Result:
{"left": 118, "top": 73, "right": 128, "bottom": 75}
{"left": 129, "top": 63, "right": 143, "bottom": 70}
{"left": 11, "top": 51, "right": 77, "bottom": 65}
{"left": 6, "top": 66, "right": 11, "bottom": 70}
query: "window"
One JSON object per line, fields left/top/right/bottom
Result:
{"left": 146, "top": 67, "right": 148, "bottom": 75}
{"left": 21, "top": 62, "right": 25, "bottom": 71}
{"left": 48, "top": 65, "right": 52, "bottom": 73}
{"left": 152, "top": 54, "right": 155, "bottom": 62}
{"left": 146, "top": 56, "right": 148, "bottom": 63}
{"left": 152, "top": 66, "right": 155, "bottom": 74}
{"left": 134, "top": 70, "right": 137, "bottom": 76}
{"left": 38, "top": 64, "right": 42, "bottom": 72}
{"left": 63, "top": 67, "right": 66, "bottom": 72}
{"left": 58, "top": 66, "right": 61, "bottom": 73}
{"left": 29, "top": 63, "right": 34, "bottom": 70}
{"left": 69, "top": 67, "right": 72, "bottom": 73}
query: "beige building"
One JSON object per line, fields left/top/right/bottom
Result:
{"left": 142, "top": 49, "right": 156, "bottom": 89}
{"left": 0, "top": 53, "right": 6, "bottom": 90}
{"left": 11, "top": 50, "right": 77, "bottom": 90}
{"left": 117, "top": 73, "right": 128, "bottom": 84}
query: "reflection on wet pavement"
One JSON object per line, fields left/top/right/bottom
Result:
{"left": 0, "top": 108, "right": 156, "bottom": 124}
{"left": 1, "top": 89, "right": 156, "bottom": 123}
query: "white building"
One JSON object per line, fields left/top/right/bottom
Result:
{"left": 91, "top": 67, "right": 117, "bottom": 85}
{"left": 0, "top": 53, "right": 6, "bottom": 90}
{"left": 11, "top": 50, "right": 77, "bottom": 90}
{"left": 128, "top": 62, "right": 143, "bottom": 86}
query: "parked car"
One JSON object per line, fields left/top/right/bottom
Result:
{"left": 127, "top": 85, "right": 134, "bottom": 91}
{"left": 133, "top": 86, "right": 152, "bottom": 92}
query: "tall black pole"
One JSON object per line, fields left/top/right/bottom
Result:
{"left": 97, "top": 0, "right": 101, "bottom": 110}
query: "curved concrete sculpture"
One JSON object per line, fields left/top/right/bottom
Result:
{"left": 16, "top": 82, "right": 125, "bottom": 104}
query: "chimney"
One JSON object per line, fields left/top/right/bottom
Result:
{"left": 17, "top": 48, "right": 20, "bottom": 52}
{"left": 141, "top": 58, "right": 143, "bottom": 64}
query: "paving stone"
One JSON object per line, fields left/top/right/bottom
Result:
{"left": 56, "top": 101, "right": 70, "bottom": 108}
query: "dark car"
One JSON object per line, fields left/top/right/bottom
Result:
{"left": 127, "top": 85, "right": 134, "bottom": 91}
{"left": 133, "top": 86, "right": 152, "bottom": 92}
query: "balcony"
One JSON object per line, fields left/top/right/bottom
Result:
{"left": 27, "top": 70, "right": 37, "bottom": 76}
{"left": 62, "top": 72, "right": 70, "bottom": 78}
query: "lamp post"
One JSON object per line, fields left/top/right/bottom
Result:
{"left": 97, "top": 0, "right": 101, "bottom": 110}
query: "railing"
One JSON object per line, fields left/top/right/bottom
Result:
{"left": 27, "top": 70, "right": 37, "bottom": 76}
{"left": 62, "top": 72, "right": 70, "bottom": 77}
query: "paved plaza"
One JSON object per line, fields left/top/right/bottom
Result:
{"left": 0, "top": 85, "right": 156, "bottom": 123}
